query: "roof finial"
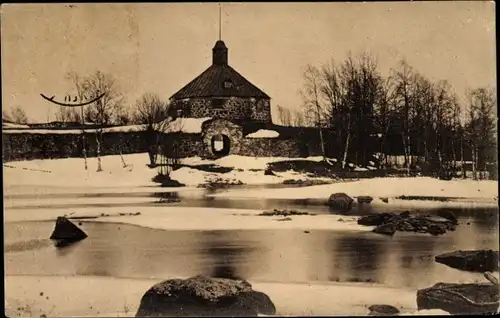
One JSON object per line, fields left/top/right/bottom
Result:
{"left": 218, "top": 3, "right": 222, "bottom": 41}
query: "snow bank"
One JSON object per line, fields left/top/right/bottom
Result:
{"left": 212, "top": 177, "right": 498, "bottom": 202}
{"left": 4, "top": 206, "right": 365, "bottom": 232}
{"left": 3, "top": 153, "right": 157, "bottom": 188}
{"left": 246, "top": 129, "right": 280, "bottom": 138}
{"left": 5, "top": 275, "right": 419, "bottom": 317}
{"left": 3, "top": 153, "right": 328, "bottom": 192}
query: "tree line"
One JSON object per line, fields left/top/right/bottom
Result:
{"left": 295, "top": 53, "right": 496, "bottom": 178}
{"left": 4, "top": 60, "right": 496, "bottom": 179}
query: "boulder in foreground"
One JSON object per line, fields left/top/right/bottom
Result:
{"left": 328, "top": 193, "right": 354, "bottom": 213}
{"left": 417, "top": 282, "right": 499, "bottom": 315}
{"left": 368, "top": 304, "right": 400, "bottom": 316}
{"left": 435, "top": 250, "right": 499, "bottom": 272}
{"left": 135, "top": 275, "right": 276, "bottom": 317}
{"left": 49, "top": 216, "right": 87, "bottom": 247}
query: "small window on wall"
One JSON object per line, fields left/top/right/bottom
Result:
{"left": 256, "top": 99, "right": 265, "bottom": 112}
{"left": 212, "top": 98, "right": 225, "bottom": 109}
{"left": 223, "top": 80, "right": 233, "bottom": 89}
{"left": 213, "top": 135, "right": 224, "bottom": 152}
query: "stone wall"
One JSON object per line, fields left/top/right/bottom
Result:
{"left": 162, "top": 133, "right": 207, "bottom": 158}
{"left": 171, "top": 97, "right": 271, "bottom": 123}
{"left": 239, "top": 138, "right": 304, "bottom": 157}
{"left": 251, "top": 99, "right": 271, "bottom": 122}
{"left": 2, "top": 131, "right": 204, "bottom": 162}
{"left": 201, "top": 118, "right": 243, "bottom": 159}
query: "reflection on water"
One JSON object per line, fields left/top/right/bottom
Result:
{"left": 5, "top": 212, "right": 498, "bottom": 289}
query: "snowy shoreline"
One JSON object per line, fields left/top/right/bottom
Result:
{"left": 5, "top": 274, "right": 450, "bottom": 317}
{"left": 4, "top": 153, "right": 498, "bottom": 200}
{"left": 4, "top": 206, "right": 368, "bottom": 232}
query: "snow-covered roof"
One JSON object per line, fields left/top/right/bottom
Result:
{"left": 164, "top": 117, "right": 212, "bottom": 134}
{"left": 246, "top": 129, "right": 280, "bottom": 139}
{"left": 1, "top": 117, "right": 212, "bottom": 135}
{"left": 2, "top": 122, "right": 30, "bottom": 129}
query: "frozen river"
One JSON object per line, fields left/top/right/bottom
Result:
{"left": 5, "top": 185, "right": 499, "bottom": 291}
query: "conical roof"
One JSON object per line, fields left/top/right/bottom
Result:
{"left": 170, "top": 41, "right": 270, "bottom": 100}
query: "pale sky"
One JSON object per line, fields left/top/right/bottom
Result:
{"left": 1, "top": 2, "right": 496, "bottom": 123}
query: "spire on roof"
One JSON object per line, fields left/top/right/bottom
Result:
{"left": 213, "top": 3, "right": 228, "bottom": 65}
{"left": 212, "top": 40, "right": 228, "bottom": 65}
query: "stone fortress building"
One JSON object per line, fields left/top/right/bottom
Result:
{"left": 166, "top": 39, "right": 316, "bottom": 159}
{"left": 169, "top": 40, "right": 271, "bottom": 124}
{"left": 2, "top": 39, "right": 325, "bottom": 162}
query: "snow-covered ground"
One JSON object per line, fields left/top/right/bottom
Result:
{"left": 4, "top": 153, "right": 497, "bottom": 207}
{"left": 5, "top": 205, "right": 366, "bottom": 232}
{"left": 5, "top": 275, "right": 450, "bottom": 317}
{"left": 4, "top": 153, "right": 494, "bottom": 317}
{"left": 3, "top": 153, "right": 326, "bottom": 190}
{"left": 212, "top": 176, "right": 498, "bottom": 207}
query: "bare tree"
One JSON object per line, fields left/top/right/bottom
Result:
{"left": 391, "top": 60, "right": 415, "bottom": 174}
{"left": 465, "top": 87, "right": 496, "bottom": 179}
{"left": 10, "top": 106, "right": 29, "bottom": 124}
{"left": 302, "top": 65, "right": 327, "bottom": 160}
{"left": 133, "top": 92, "right": 173, "bottom": 166}
{"left": 276, "top": 105, "right": 293, "bottom": 126}
{"left": 292, "top": 110, "right": 306, "bottom": 127}
{"left": 82, "top": 71, "right": 125, "bottom": 125}
{"left": 79, "top": 71, "right": 125, "bottom": 172}
{"left": 55, "top": 106, "right": 81, "bottom": 123}
{"left": 3, "top": 110, "right": 12, "bottom": 122}
{"left": 65, "top": 71, "right": 90, "bottom": 170}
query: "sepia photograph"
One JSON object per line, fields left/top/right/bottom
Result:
{"left": 2, "top": 2, "right": 498, "bottom": 317}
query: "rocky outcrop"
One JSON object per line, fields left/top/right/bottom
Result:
{"left": 264, "top": 168, "right": 275, "bottom": 176}
{"left": 436, "top": 210, "right": 458, "bottom": 225}
{"left": 357, "top": 213, "right": 396, "bottom": 226}
{"left": 372, "top": 223, "right": 397, "bottom": 236}
{"left": 259, "top": 209, "right": 315, "bottom": 217}
{"left": 328, "top": 193, "right": 354, "bottom": 213}
{"left": 368, "top": 304, "right": 400, "bottom": 316}
{"left": 358, "top": 212, "right": 457, "bottom": 236}
{"left": 283, "top": 179, "right": 330, "bottom": 186}
{"left": 135, "top": 275, "right": 276, "bottom": 317}
{"left": 357, "top": 196, "right": 374, "bottom": 204}
{"left": 416, "top": 282, "right": 499, "bottom": 315}
{"left": 49, "top": 216, "right": 87, "bottom": 247}
{"left": 435, "top": 250, "right": 499, "bottom": 272}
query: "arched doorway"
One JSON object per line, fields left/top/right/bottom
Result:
{"left": 211, "top": 134, "right": 231, "bottom": 157}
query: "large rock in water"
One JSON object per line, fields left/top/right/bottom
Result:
{"left": 49, "top": 216, "right": 87, "bottom": 247}
{"left": 372, "top": 222, "right": 397, "bottom": 236}
{"left": 357, "top": 213, "right": 396, "bottom": 226}
{"left": 135, "top": 275, "right": 276, "bottom": 317}
{"left": 357, "top": 196, "right": 374, "bottom": 204}
{"left": 417, "top": 282, "right": 499, "bottom": 315}
{"left": 436, "top": 210, "right": 458, "bottom": 225}
{"left": 435, "top": 250, "right": 499, "bottom": 272}
{"left": 328, "top": 193, "right": 354, "bottom": 213}
{"left": 368, "top": 304, "right": 400, "bottom": 316}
